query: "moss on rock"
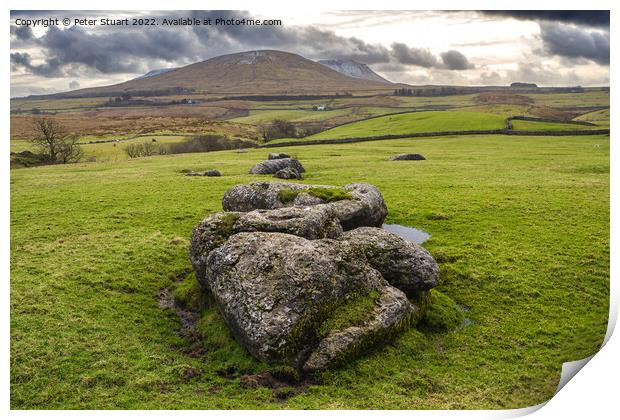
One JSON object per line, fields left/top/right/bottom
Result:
{"left": 277, "top": 187, "right": 353, "bottom": 204}
{"left": 277, "top": 188, "right": 300, "bottom": 204}
{"left": 317, "top": 290, "right": 380, "bottom": 338}
{"left": 307, "top": 187, "right": 353, "bottom": 203}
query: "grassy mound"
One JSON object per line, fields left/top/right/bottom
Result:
{"left": 418, "top": 290, "right": 465, "bottom": 333}
{"left": 305, "top": 110, "right": 505, "bottom": 140}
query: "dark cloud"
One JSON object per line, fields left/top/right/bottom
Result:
{"left": 10, "top": 51, "right": 63, "bottom": 76}
{"left": 38, "top": 25, "right": 200, "bottom": 74}
{"left": 539, "top": 23, "right": 609, "bottom": 65}
{"left": 10, "top": 25, "right": 35, "bottom": 41}
{"left": 390, "top": 43, "right": 438, "bottom": 67}
{"left": 390, "top": 43, "right": 474, "bottom": 70}
{"left": 480, "top": 10, "right": 609, "bottom": 28}
{"left": 440, "top": 50, "right": 474, "bottom": 70}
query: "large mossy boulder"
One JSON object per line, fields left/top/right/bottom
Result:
{"left": 188, "top": 181, "right": 441, "bottom": 372}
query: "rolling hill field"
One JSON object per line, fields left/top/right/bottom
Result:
{"left": 305, "top": 110, "right": 507, "bottom": 140}
{"left": 575, "top": 109, "right": 611, "bottom": 128}
{"left": 10, "top": 134, "right": 609, "bottom": 409}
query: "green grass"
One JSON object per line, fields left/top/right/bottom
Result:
{"left": 317, "top": 290, "right": 381, "bottom": 338}
{"left": 511, "top": 120, "right": 600, "bottom": 131}
{"left": 10, "top": 134, "right": 609, "bottom": 409}
{"left": 305, "top": 111, "right": 506, "bottom": 140}
{"left": 418, "top": 290, "right": 464, "bottom": 332}
{"left": 392, "top": 94, "right": 476, "bottom": 108}
{"left": 231, "top": 107, "right": 415, "bottom": 125}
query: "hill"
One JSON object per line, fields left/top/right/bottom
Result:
{"left": 317, "top": 59, "right": 391, "bottom": 83}
{"left": 53, "top": 50, "right": 397, "bottom": 98}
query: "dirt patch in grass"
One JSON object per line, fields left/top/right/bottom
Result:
{"left": 158, "top": 287, "right": 205, "bottom": 357}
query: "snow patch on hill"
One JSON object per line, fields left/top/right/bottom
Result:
{"left": 318, "top": 59, "right": 391, "bottom": 83}
{"left": 136, "top": 68, "right": 177, "bottom": 79}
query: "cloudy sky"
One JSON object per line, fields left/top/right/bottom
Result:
{"left": 10, "top": 10, "right": 610, "bottom": 97}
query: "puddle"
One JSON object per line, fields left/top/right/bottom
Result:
{"left": 454, "top": 303, "right": 474, "bottom": 331}
{"left": 382, "top": 224, "right": 431, "bottom": 244}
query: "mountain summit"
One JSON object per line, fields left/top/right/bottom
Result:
{"left": 318, "top": 59, "right": 391, "bottom": 83}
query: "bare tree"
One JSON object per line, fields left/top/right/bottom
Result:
{"left": 142, "top": 141, "right": 157, "bottom": 156}
{"left": 31, "top": 118, "right": 83, "bottom": 164}
{"left": 57, "top": 134, "right": 84, "bottom": 164}
{"left": 261, "top": 119, "right": 297, "bottom": 141}
{"left": 124, "top": 142, "right": 159, "bottom": 158}
{"left": 124, "top": 143, "right": 142, "bottom": 158}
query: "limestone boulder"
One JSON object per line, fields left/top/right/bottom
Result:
{"left": 249, "top": 158, "right": 305, "bottom": 175}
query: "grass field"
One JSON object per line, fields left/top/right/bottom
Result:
{"left": 305, "top": 111, "right": 507, "bottom": 140}
{"left": 10, "top": 134, "right": 609, "bottom": 409}
{"left": 11, "top": 135, "right": 192, "bottom": 162}
{"left": 525, "top": 91, "right": 610, "bottom": 107}
{"left": 10, "top": 97, "right": 108, "bottom": 112}
{"left": 575, "top": 109, "right": 611, "bottom": 128}
{"left": 230, "top": 107, "right": 411, "bottom": 125}
{"left": 510, "top": 120, "right": 601, "bottom": 131}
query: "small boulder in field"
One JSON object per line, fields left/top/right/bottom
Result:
{"left": 268, "top": 152, "right": 290, "bottom": 160}
{"left": 203, "top": 170, "right": 221, "bottom": 177}
{"left": 249, "top": 158, "right": 305, "bottom": 175}
{"left": 390, "top": 153, "right": 426, "bottom": 161}
{"left": 274, "top": 167, "right": 301, "bottom": 180}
